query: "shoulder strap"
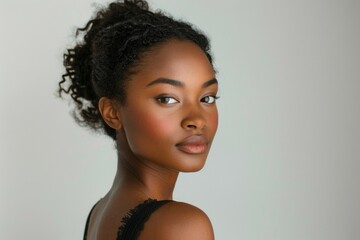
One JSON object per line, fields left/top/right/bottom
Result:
{"left": 117, "top": 199, "right": 173, "bottom": 240}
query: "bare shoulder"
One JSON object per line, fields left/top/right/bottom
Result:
{"left": 138, "top": 201, "right": 214, "bottom": 240}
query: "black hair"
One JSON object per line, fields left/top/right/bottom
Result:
{"left": 59, "top": 0, "right": 213, "bottom": 140}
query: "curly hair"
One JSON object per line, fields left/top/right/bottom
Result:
{"left": 59, "top": 0, "right": 213, "bottom": 140}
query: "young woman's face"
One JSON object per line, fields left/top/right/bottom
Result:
{"left": 118, "top": 39, "right": 218, "bottom": 173}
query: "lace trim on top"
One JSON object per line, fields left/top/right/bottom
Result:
{"left": 116, "top": 198, "right": 172, "bottom": 240}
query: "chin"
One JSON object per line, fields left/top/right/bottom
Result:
{"left": 176, "top": 154, "right": 209, "bottom": 173}
{"left": 181, "top": 166, "right": 205, "bottom": 173}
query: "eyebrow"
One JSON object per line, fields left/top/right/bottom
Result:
{"left": 146, "top": 77, "right": 218, "bottom": 88}
{"left": 202, "top": 78, "right": 218, "bottom": 88}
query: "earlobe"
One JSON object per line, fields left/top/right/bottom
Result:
{"left": 98, "top": 97, "right": 122, "bottom": 130}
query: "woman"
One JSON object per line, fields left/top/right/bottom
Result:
{"left": 59, "top": 0, "right": 219, "bottom": 239}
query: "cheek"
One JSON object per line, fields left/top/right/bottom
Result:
{"left": 123, "top": 106, "right": 177, "bottom": 147}
{"left": 208, "top": 108, "right": 219, "bottom": 135}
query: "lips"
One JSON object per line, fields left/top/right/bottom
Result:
{"left": 176, "top": 135, "right": 208, "bottom": 154}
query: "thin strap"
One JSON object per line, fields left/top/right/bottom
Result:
{"left": 83, "top": 200, "right": 101, "bottom": 240}
{"left": 117, "top": 199, "right": 173, "bottom": 240}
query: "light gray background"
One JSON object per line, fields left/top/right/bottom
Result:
{"left": 1, "top": 0, "right": 359, "bottom": 239}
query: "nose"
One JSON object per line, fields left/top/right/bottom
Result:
{"left": 181, "top": 109, "right": 206, "bottom": 131}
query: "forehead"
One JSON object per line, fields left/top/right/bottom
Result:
{"left": 129, "top": 39, "right": 215, "bottom": 86}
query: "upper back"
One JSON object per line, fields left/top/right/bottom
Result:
{"left": 84, "top": 199, "right": 214, "bottom": 240}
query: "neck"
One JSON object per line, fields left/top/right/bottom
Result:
{"left": 111, "top": 145, "right": 179, "bottom": 201}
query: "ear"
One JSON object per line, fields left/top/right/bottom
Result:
{"left": 98, "top": 97, "right": 122, "bottom": 130}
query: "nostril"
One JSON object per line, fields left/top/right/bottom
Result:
{"left": 187, "top": 124, "right": 197, "bottom": 129}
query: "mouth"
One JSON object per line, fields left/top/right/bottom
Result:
{"left": 176, "top": 135, "right": 208, "bottom": 154}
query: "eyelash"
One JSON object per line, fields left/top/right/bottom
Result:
{"left": 156, "top": 95, "right": 220, "bottom": 105}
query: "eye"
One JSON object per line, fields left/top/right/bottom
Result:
{"left": 156, "top": 96, "right": 179, "bottom": 104}
{"left": 201, "top": 95, "right": 219, "bottom": 104}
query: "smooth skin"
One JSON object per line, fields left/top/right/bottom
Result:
{"left": 86, "top": 39, "right": 218, "bottom": 240}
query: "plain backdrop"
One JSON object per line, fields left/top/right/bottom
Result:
{"left": 1, "top": 0, "right": 359, "bottom": 239}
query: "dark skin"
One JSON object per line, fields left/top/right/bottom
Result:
{"left": 86, "top": 39, "right": 218, "bottom": 240}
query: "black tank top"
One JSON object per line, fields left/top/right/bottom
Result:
{"left": 83, "top": 199, "right": 172, "bottom": 240}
